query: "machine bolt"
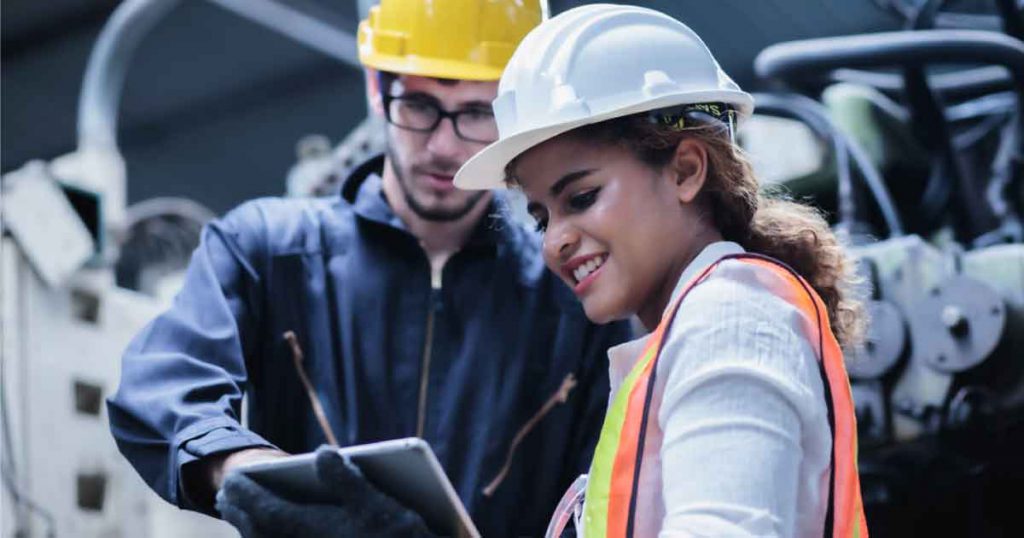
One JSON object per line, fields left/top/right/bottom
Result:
{"left": 941, "top": 305, "right": 968, "bottom": 336}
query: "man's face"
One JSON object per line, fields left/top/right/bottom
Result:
{"left": 383, "top": 75, "right": 498, "bottom": 222}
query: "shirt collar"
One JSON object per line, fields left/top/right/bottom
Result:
{"left": 663, "top": 240, "right": 745, "bottom": 318}
{"left": 606, "top": 241, "right": 745, "bottom": 390}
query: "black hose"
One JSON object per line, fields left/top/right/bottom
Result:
{"left": 753, "top": 92, "right": 906, "bottom": 238}
{"left": 995, "top": 0, "right": 1024, "bottom": 41}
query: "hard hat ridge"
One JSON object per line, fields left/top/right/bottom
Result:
{"left": 455, "top": 4, "right": 755, "bottom": 190}
{"left": 357, "top": 0, "right": 544, "bottom": 81}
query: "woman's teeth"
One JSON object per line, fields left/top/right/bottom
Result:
{"left": 573, "top": 255, "right": 607, "bottom": 283}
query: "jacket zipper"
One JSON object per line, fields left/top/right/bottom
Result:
{"left": 416, "top": 266, "right": 442, "bottom": 438}
{"left": 482, "top": 372, "right": 578, "bottom": 497}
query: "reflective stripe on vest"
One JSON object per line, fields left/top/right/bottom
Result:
{"left": 582, "top": 253, "right": 868, "bottom": 538}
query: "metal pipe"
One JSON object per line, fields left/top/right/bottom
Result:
{"left": 207, "top": 0, "right": 360, "bottom": 68}
{"left": 830, "top": 66, "right": 1014, "bottom": 103}
{"left": 79, "top": 0, "right": 362, "bottom": 152}
{"left": 753, "top": 92, "right": 906, "bottom": 238}
{"left": 756, "top": 30, "right": 1024, "bottom": 90}
{"left": 77, "top": 0, "right": 182, "bottom": 150}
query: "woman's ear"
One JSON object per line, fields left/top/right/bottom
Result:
{"left": 364, "top": 68, "right": 385, "bottom": 117}
{"left": 669, "top": 138, "right": 708, "bottom": 204}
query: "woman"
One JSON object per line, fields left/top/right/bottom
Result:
{"left": 455, "top": 4, "right": 869, "bottom": 538}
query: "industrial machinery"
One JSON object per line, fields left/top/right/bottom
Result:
{"left": 3, "top": 0, "right": 1022, "bottom": 537}
{"left": 753, "top": 1, "right": 1024, "bottom": 534}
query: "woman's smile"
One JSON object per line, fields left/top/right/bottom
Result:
{"left": 512, "top": 134, "right": 706, "bottom": 326}
{"left": 561, "top": 252, "right": 609, "bottom": 294}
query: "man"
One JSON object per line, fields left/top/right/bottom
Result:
{"left": 107, "top": 1, "right": 631, "bottom": 536}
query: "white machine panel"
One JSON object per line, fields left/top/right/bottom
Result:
{"left": 1, "top": 237, "right": 236, "bottom": 538}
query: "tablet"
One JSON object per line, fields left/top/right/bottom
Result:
{"left": 237, "top": 438, "right": 479, "bottom": 538}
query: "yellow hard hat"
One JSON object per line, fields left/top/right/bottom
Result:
{"left": 357, "top": 0, "right": 544, "bottom": 81}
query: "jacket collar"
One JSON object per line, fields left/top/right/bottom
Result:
{"left": 340, "top": 153, "right": 504, "bottom": 250}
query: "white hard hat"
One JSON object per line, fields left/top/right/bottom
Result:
{"left": 454, "top": 4, "right": 754, "bottom": 191}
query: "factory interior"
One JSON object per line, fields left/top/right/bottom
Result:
{"left": 2, "top": 1, "right": 1023, "bottom": 536}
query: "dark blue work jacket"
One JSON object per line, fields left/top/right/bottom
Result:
{"left": 107, "top": 156, "right": 631, "bottom": 537}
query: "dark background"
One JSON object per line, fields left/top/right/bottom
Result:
{"left": 2, "top": 0, "right": 906, "bottom": 214}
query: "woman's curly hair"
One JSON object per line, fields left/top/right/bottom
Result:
{"left": 514, "top": 113, "right": 866, "bottom": 348}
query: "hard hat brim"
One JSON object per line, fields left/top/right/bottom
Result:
{"left": 454, "top": 90, "right": 754, "bottom": 191}
{"left": 360, "top": 53, "right": 505, "bottom": 82}
{"left": 455, "top": 118, "right": 591, "bottom": 191}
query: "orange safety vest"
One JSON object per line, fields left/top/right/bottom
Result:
{"left": 581, "top": 253, "right": 868, "bottom": 538}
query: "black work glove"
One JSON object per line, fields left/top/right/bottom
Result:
{"left": 215, "top": 446, "right": 435, "bottom": 538}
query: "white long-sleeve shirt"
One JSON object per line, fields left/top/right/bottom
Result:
{"left": 605, "top": 242, "right": 831, "bottom": 538}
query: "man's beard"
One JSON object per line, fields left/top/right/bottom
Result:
{"left": 386, "top": 144, "right": 487, "bottom": 222}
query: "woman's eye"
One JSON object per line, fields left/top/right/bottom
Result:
{"left": 533, "top": 216, "right": 549, "bottom": 233}
{"left": 567, "top": 188, "right": 600, "bottom": 211}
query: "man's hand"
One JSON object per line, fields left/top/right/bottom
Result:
{"left": 211, "top": 448, "right": 291, "bottom": 491}
{"left": 215, "top": 446, "right": 435, "bottom": 538}
{"left": 180, "top": 447, "right": 290, "bottom": 514}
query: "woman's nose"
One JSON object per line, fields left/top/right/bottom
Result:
{"left": 543, "top": 218, "right": 580, "bottom": 264}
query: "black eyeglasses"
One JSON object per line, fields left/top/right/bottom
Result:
{"left": 382, "top": 94, "right": 498, "bottom": 144}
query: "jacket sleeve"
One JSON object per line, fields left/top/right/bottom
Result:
{"left": 107, "top": 201, "right": 277, "bottom": 512}
{"left": 562, "top": 317, "right": 633, "bottom": 485}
